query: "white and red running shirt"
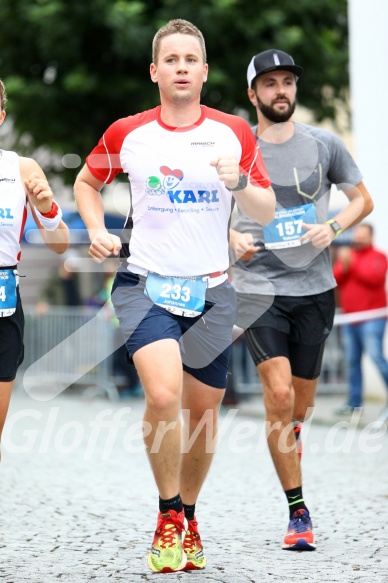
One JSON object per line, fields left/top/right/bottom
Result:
{"left": 0, "top": 150, "right": 27, "bottom": 266}
{"left": 86, "top": 105, "right": 271, "bottom": 277}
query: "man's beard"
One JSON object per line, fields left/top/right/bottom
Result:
{"left": 256, "top": 95, "right": 296, "bottom": 123}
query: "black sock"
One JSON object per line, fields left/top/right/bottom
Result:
{"left": 183, "top": 503, "right": 196, "bottom": 521}
{"left": 285, "top": 486, "right": 308, "bottom": 518}
{"left": 159, "top": 494, "right": 183, "bottom": 514}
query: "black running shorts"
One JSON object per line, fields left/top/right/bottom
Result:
{"left": 0, "top": 289, "right": 25, "bottom": 382}
{"left": 238, "top": 289, "right": 335, "bottom": 380}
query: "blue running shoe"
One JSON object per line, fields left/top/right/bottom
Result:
{"left": 283, "top": 509, "right": 316, "bottom": 551}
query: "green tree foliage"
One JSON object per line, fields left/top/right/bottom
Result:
{"left": 0, "top": 0, "right": 348, "bottom": 180}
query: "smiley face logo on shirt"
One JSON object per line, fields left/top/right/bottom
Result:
{"left": 160, "top": 166, "right": 184, "bottom": 190}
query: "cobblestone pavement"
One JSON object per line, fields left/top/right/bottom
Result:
{"left": 0, "top": 390, "right": 387, "bottom": 583}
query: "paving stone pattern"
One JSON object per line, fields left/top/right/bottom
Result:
{"left": 0, "top": 391, "right": 387, "bottom": 583}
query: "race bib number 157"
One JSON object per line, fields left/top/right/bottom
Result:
{"left": 263, "top": 203, "right": 317, "bottom": 249}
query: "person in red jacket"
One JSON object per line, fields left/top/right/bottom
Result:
{"left": 333, "top": 223, "right": 388, "bottom": 414}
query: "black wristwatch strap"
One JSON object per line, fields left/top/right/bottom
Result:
{"left": 226, "top": 173, "right": 248, "bottom": 192}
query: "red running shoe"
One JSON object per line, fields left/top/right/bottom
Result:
{"left": 182, "top": 517, "right": 206, "bottom": 570}
{"left": 147, "top": 509, "right": 187, "bottom": 572}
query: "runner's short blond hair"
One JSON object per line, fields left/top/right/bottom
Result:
{"left": 152, "top": 19, "right": 206, "bottom": 64}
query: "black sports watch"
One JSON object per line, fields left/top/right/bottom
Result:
{"left": 326, "top": 219, "right": 342, "bottom": 239}
{"left": 226, "top": 173, "right": 248, "bottom": 192}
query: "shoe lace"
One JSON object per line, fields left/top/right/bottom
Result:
{"left": 157, "top": 513, "right": 185, "bottom": 549}
{"left": 183, "top": 520, "right": 199, "bottom": 552}
{"left": 290, "top": 510, "right": 310, "bottom": 533}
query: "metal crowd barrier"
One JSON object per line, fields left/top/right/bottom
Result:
{"left": 15, "top": 305, "right": 353, "bottom": 400}
{"left": 16, "top": 306, "right": 120, "bottom": 400}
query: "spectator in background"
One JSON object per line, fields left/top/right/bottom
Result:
{"left": 36, "top": 250, "right": 81, "bottom": 313}
{"left": 333, "top": 223, "right": 388, "bottom": 421}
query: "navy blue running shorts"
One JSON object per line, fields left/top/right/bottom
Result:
{"left": 0, "top": 289, "right": 25, "bottom": 382}
{"left": 111, "top": 269, "right": 237, "bottom": 389}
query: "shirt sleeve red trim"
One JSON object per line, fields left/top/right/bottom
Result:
{"left": 203, "top": 107, "right": 271, "bottom": 189}
{"left": 86, "top": 109, "right": 158, "bottom": 184}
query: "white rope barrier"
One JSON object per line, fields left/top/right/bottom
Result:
{"left": 334, "top": 307, "right": 388, "bottom": 326}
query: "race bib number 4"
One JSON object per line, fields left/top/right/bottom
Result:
{"left": 145, "top": 273, "right": 207, "bottom": 317}
{"left": 263, "top": 203, "right": 317, "bottom": 249}
{"left": 0, "top": 269, "right": 18, "bottom": 317}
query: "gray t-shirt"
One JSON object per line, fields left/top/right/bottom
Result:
{"left": 231, "top": 122, "right": 363, "bottom": 296}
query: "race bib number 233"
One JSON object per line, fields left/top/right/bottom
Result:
{"left": 145, "top": 272, "right": 206, "bottom": 317}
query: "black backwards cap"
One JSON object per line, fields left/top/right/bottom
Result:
{"left": 247, "top": 49, "right": 304, "bottom": 88}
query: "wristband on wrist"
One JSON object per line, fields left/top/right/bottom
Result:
{"left": 326, "top": 219, "right": 342, "bottom": 239}
{"left": 35, "top": 201, "right": 63, "bottom": 231}
{"left": 40, "top": 200, "right": 59, "bottom": 218}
